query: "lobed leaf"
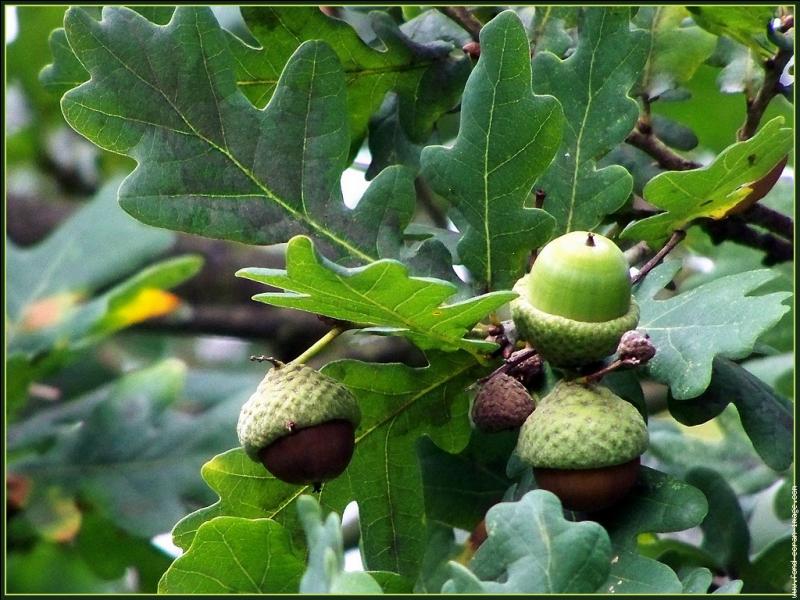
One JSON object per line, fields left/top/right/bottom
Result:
{"left": 237, "top": 236, "right": 515, "bottom": 354}
{"left": 634, "top": 261, "right": 791, "bottom": 399}
{"left": 532, "top": 8, "right": 648, "bottom": 234}
{"left": 158, "top": 517, "right": 304, "bottom": 593}
{"left": 621, "top": 117, "right": 792, "bottom": 244}
{"left": 669, "top": 358, "right": 793, "bottom": 472}
{"left": 594, "top": 467, "right": 708, "bottom": 594}
{"left": 57, "top": 7, "right": 431, "bottom": 264}
{"left": 421, "top": 10, "right": 563, "bottom": 290}
{"left": 634, "top": 7, "right": 717, "bottom": 99}
{"left": 8, "top": 360, "right": 236, "bottom": 538}
{"left": 441, "top": 490, "right": 613, "bottom": 593}
{"left": 233, "top": 7, "right": 470, "bottom": 147}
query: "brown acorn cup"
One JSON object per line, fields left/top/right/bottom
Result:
{"left": 533, "top": 457, "right": 640, "bottom": 512}
{"left": 259, "top": 419, "right": 355, "bottom": 487}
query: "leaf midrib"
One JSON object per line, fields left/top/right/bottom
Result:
{"left": 71, "top": 10, "right": 374, "bottom": 263}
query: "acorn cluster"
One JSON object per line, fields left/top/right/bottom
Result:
{"left": 483, "top": 231, "right": 655, "bottom": 512}
{"left": 234, "top": 231, "right": 654, "bottom": 514}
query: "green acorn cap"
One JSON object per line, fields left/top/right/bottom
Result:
{"left": 515, "top": 380, "right": 648, "bottom": 470}
{"left": 511, "top": 276, "right": 639, "bottom": 367}
{"left": 237, "top": 362, "right": 361, "bottom": 462}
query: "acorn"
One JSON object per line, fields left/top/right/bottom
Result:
{"left": 237, "top": 360, "right": 360, "bottom": 487}
{"left": 515, "top": 380, "right": 648, "bottom": 511}
{"left": 471, "top": 374, "right": 536, "bottom": 433}
{"left": 511, "top": 231, "right": 639, "bottom": 367}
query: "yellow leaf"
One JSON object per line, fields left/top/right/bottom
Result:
{"left": 105, "top": 288, "right": 181, "bottom": 329}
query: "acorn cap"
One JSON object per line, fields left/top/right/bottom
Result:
{"left": 516, "top": 380, "right": 648, "bottom": 469}
{"left": 237, "top": 362, "right": 361, "bottom": 462}
{"left": 511, "top": 275, "right": 639, "bottom": 367}
{"left": 471, "top": 374, "right": 535, "bottom": 432}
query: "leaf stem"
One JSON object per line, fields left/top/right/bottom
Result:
{"left": 631, "top": 229, "right": 686, "bottom": 285}
{"left": 290, "top": 326, "right": 346, "bottom": 365}
{"left": 442, "top": 7, "right": 483, "bottom": 42}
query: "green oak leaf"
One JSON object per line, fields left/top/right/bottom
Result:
{"left": 687, "top": 6, "right": 778, "bottom": 60}
{"left": 668, "top": 358, "right": 793, "bottom": 472}
{"left": 685, "top": 468, "right": 750, "bottom": 573}
{"left": 366, "top": 93, "right": 423, "bottom": 179}
{"left": 39, "top": 7, "right": 175, "bottom": 96}
{"left": 532, "top": 8, "right": 648, "bottom": 234}
{"left": 231, "top": 7, "right": 470, "bottom": 146}
{"left": 441, "top": 490, "right": 613, "bottom": 593}
{"left": 8, "top": 360, "right": 235, "bottom": 538}
{"left": 171, "top": 351, "right": 482, "bottom": 581}
{"left": 297, "top": 495, "right": 400, "bottom": 594}
{"left": 647, "top": 419, "right": 777, "bottom": 497}
{"left": 621, "top": 117, "right": 792, "bottom": 244}
{"left": 56, "top": 7, "right": 424, "bottom": 263}
{"left": 40, "top": 27, "right": 91, "bottom": 97}
{"left": 681, "top": 568, "right": 714, "bottom": 593}
{"left": 418, "top": 431, "right": 516, "bottom": 531}
{"left": 237, "top": 236, "right": 515, "bottom": 355}
{"left": 523, "top": 6, "right": 577, "bottom": 56}
{"left": 158, "top": 517, "right": 305, "bottom": 593}
{"left": 421, "top": 10, "right": 563, "bottom": 290}
{"left": 634, "top": 261, "right": 791, "bottom": 399}
{"left": 6, "top": 178, "right": 198, "bottom": 375}
{"left": 594, "top": 467, "right": 708, "bottom": 594}
{"left": 741, "top": 535, "right": 793, "bottom": 593}
{"left": 634, "top": 7, "right": 717, "bottom": 99}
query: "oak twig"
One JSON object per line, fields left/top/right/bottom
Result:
{"left": 701, "top": 218, "right": 793, "bottom": 265}
{"left": 743, "top": 204, "right": 794, "bottom": 240}
{"left": 442, "top": 7, "right": 483, "bottom": 42}
{"left": 626, "top": 126, "right": 702, "bottom": 171}
{"left": 631, "top": 230, "right": 687, "bottom": 285}
{"left": 738, "top": 37, "right": 794, "bottom": 141}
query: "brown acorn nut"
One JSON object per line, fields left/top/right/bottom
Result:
{"left": 515, "top": 380, "right": 648, "bottom": 511}
{"left": 237, "top": 361, "right": 360, "bottom": 487}
{"left": 471, "top": 374, "right": 536, "bottom": 433}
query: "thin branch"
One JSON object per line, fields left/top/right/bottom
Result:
{"left": 631, "top": 230, "right": 687, "bottom": 285}
{"left": 626, "top": 126, "right": 702, "bottom": 171}
{"left": 477, "top": 347, "right": 538, "bottom": 384}
{"left": 738, "top": 41, "right": 794, "bottom": 140}
{"left": 442, "top": 7, "right": 483, "bottom": 42}
{"left": 743, "top": 203, "right": 794, "bottom": 240}
{"left": 577, "top": 359, "right": 625, "bottom": 384}
{"left": 701, "top": 218, "right": 793, "bottom": 265}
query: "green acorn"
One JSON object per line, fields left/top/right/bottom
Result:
{"left": 515, "top": 380, "right": 648, "bottom": 511}
{"left": 511, "top": 231, "right": 639, "bottom": 367}
{"left": 237, "top": 360, "right": 360, "bottom": 487}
